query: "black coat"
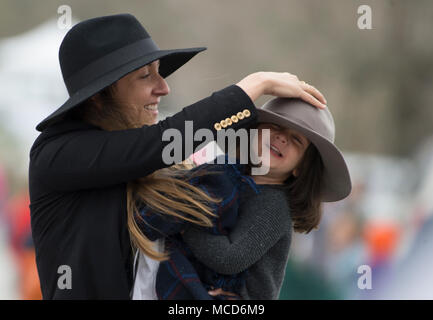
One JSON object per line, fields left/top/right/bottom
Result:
{"left": 29, "top": 85, "right": 257, "bottom": 299}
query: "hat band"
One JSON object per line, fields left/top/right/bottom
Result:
{"left": 268, "top": 110, "right": 316, "bottom": 131}
{"left": 64, "top": 37, "right": 160, "bottom": 95}
{"left": 262, "top": 109, "right": 335, "bottom": 142}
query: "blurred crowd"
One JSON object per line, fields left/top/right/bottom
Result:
{"left": 279, "top": 138, "right": 433, "bottom": 299}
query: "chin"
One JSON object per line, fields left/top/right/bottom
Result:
{"left": 142, "top": 117, "right": 157, "bottom": 126}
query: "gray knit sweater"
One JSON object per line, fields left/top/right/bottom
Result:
{"left": 182, "top": 184, "right": 292, "bottom": 300}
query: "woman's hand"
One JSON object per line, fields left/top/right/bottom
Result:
{"left": 236, "top": 72, "right": 327, "bottom": 109}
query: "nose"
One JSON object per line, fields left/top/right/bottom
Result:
{"left": 152, "top": 73, "right": 170, "bottom": 97}
{"left": 274, "top": 131, "right": 287, "bottom": 144}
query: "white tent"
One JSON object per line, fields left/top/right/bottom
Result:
{"left": 0, "top": 19, "right": 71, "bottom": 175}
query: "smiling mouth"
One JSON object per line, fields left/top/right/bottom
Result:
{"left": 144, "top": 104, "right": 158, "bottom": 113}
{"left": 268, "top": 144, "right": 283, "bottom": 157}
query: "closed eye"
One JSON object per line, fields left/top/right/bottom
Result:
{"left": 292, "top": 135, "right": 303, "bottom": 145}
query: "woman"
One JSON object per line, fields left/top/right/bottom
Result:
{"left": 131, "top": 98, "right": 352, "bottom": 299}
{"left": 29, "top": 13, "right": 327, "bottom": 299}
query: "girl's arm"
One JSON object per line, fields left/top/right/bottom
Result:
{"left": 134, "top": 205, "right": 189, "bottom": 241}
{"left": 182, "top": 187, "right": 292, "bottom": 275}
{"left": 134, "top": 162, "right": 225, "bottom": 240}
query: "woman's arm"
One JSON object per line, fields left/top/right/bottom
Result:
{"left": 30, "top": 72, "right": 326, "bottom": 192}
{"left": 237, "top": 72, "right": 326, "bottom": 109}
{"left": 30, "top": 85, "right": 256, "bottom": 192}
{"left": 182, "top": 188, "right": 292, "bottom": 275}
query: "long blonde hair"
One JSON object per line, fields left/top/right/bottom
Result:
{"left": 70, "top": 86, "right": 220, "bottom": 260}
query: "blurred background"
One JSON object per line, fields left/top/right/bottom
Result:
{"left": 0, "top": 0, "right": 432, "bottom": 299}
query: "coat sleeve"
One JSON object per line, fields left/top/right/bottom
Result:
{"left": 29, "top": 85, "right": 257, "bottom": 191}
{"left": 181, "top": 190, "right": 292, "bottom": 275}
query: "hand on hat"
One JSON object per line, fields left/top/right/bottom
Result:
{"left": 236, "top": 72, "right": 327, "bottom": 110}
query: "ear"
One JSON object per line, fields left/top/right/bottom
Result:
{"left": 293, "top": 169, "right": 299, "bottom": 177}
{"left": 90, "top": 94, "right": 103, "bottom": 110}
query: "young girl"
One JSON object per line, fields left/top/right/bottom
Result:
{"left": 130, "top": 97, "right": 352, "bottom": 299}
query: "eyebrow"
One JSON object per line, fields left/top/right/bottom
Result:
{"left": 141, "top": 60, "right": 160, "bottom": 70}
{"left": 138, "top": 64, "right": 150, "bottom": 72}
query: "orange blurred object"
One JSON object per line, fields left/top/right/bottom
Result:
{"left": 363, "top": 221, "right": 400, "bottom": 264}
{"left": 7, "top": 191, "right": 42, "bottom": 300}
{"left": 18, "top": 249, "right": 42, "bottom": 300}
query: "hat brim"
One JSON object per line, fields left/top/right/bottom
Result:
{"left": 255, "top": 108, "right": 352, "bottom": 202}
{"left": 36, "top": 47, "right": 206, "bottom": 132}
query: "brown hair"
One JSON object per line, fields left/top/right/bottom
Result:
{"left": 283, "top": 144, "right": 324, "bottom": 233}
{"left": 69, "top": 86, "right": 143, "bottom": 130}
{"left": 69, "top": 84, "right": 221, "bottom": 261}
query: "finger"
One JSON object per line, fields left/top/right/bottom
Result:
{"left": 300, "top": 83, "right": 327, "bottom": 105}
{"left": 220, "top": 292, "right": 237, "bottom": 297}
{"left": 208, "top": 288, "right": 237, "bottom": 296}
{"left": 299, "top": 90, "right": 327, "bottom": 109}
{"left": 208, "top": 288, "right": 222, "bottom": 296}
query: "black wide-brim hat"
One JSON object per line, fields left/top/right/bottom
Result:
{"left": 36, "top": 13, "right": 206, "bottom": 132}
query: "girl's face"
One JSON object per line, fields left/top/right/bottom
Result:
{"left": 253, "top": 123, "right": 310, "bottom": 184}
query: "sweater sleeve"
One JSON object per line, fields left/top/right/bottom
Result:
{"left": 182, "top": 187, "right": 292, "bottom": 275}
{"left": 134, "top": 161, "right": 228, "bottom": 241}
{"left": 29, "top": 85, "right": 257, "bottom": 192}
{"left": 135, "top": 206, "right": 188, "bottom": 241}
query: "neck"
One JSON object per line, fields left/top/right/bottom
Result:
{"left": 251, "top": 174, "right": 285, "bottom": 185}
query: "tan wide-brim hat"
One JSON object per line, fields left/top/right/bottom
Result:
{"left": 256, "top": 98, "right": 352, "bottom": 202}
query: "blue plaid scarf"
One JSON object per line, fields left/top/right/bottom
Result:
{"left": 135, "top": 155, "right": 261, "bottom": 299}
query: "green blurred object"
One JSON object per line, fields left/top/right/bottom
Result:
{"left": 279, "top": 261, "right": 342, "bottom": 300}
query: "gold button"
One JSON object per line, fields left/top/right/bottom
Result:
{"left": 225, "top": 118, "right": 232, "bottom": 126}
{"left": 231, "top": 115, "right": 239, "bottom": 123}
{"left": 214, "top": 123, "right": 222, "bottom": 131}
{"left": 237, "top": 112, "right": 244, "bottom": 120}
{"left": 220, "top": 119, "right": 227, "bottom": 128}
{"left": 242, "top": 109, "right": 251, "bottom": 117}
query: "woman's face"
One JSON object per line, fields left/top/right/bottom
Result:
{"left": 111, "top": 60, "right": 170, "bottom": 126}
{"left": 254, "top": 123, "right": 310, "bottom": 183}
